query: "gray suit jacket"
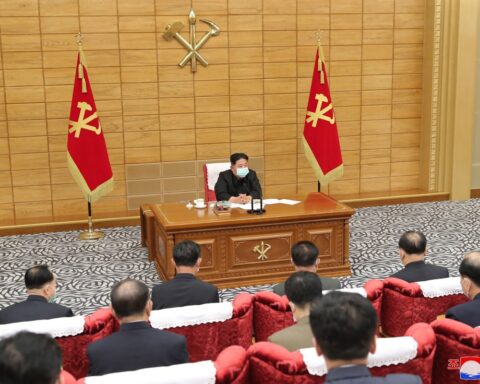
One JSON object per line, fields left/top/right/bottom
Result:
{"left": 325, "top": 365, "right": 421, "bottom": 383}
{"left": 268, "top": 316, "right": 313, "bottom": 352}
{"left": 273, "top": 276, "right": 341, "bottom": 296}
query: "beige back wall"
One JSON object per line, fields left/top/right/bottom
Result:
{"left": 0, "top": 0, "right": 426, "bottom": 222}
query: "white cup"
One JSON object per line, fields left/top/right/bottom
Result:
{"left": 194, "top": 198, "right": 205, "bottom": 207}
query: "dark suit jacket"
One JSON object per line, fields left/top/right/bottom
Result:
{"left": 325, "top": 365, "right": 421, "bottom": 384}
{"left": 268, "top": 316, "right": 313, "bottom": 351}
{"left": 214, "top": 169, "right": 262, "bottom": 201}
{"left": 0, "top": 295, "right": 73, "bottom": 324}
{"left": 389, "top": 260, "right": 449, "bottom": 283}
{"left": 152, "top": 273, "right": 219, "bottom": 310}
{"left": 273, "top": 276, "right": 341, "bottom": 296}
{"left": 446, "top": 293, "right": 480, "bottom": 328}
{"left": 87, "top": 321, "right": 188, "bottom": 376}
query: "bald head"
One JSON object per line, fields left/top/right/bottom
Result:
{"left": 398, "top": 231, "right": 427, "bottom": 256}
{"left": 110, "top": 279, "right": 149, "bottom": 319}
{"left": 460, "top": 252, "right": 480, "bottom": 287}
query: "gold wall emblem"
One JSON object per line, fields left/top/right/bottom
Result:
{"left": 253, "top": 241, "right": 271, "bottom": 261}
{"left": 163, "top": 9, "right": 220, "bottom": 73}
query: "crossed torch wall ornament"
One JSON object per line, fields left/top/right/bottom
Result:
{"left": 163, "top": 9, "right": 220, "bottom": 72}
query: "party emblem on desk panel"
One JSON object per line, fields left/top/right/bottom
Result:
{"left": 163, "top": 9, "right": 220, "bottom": 72}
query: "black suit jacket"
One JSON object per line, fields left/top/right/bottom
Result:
{"left": 446, "top": 293, "right": 480, "bottom": 328}
{"left": 325, "top": 365, "right": 421, "bottom": 384}
{"left": 151, "top": 273, "right": 219, "bottom": 310}
{"left": 0, "top": 295, "right": 73, "bottom": 324}
{"left": 273, "top": 276, "right": 341, "bottom": 296}
{"left": 389, "top": 260, "right": 449, "bottom": 283}
{"left": 214, "top": 169, "right": 262, "bottom": 201}
{"left": 87, "top": 321, "right": 188, "bottom": 376}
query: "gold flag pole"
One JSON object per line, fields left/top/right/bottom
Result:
{"left": 315, "top": 30, "right": 325, "bottom": 193}
{"left": 74, "top": 32, "right": 104, "bottom": 241}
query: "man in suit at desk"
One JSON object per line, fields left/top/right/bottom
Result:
{"left": 214, "top": 152, "right": 262, "bottom": 203}
{"left": 0, "top": 265, "right": 73, "bottom": 324}
{"left": 446, "top": 251, "right": 480, "bottom": 327}
{"left": 310, "top": 291, "right": 421, "bottom": 384}
{"left": 152, "top": 240, "right": 219, "bottom": 310}
{"left": 390, "top": 230, "right": 449, "bottom": 283}
{"left": 88, "top": 279, "right": 188, "bottom": 375}
{"left": 273, "top": 241, "right": 340, "bottom": 296}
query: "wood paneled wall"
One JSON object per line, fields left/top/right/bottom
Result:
{"left": 0, "top": 0, "right": 427, "bottom": 222}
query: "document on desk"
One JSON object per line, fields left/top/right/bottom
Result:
{"left": 230, "top": 199, "right": 300, "bottom": 210}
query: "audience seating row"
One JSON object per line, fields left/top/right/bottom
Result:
{"left": 67, "top": 320, "right": 479, "bottom": 384}
{"left": 0, "top": 276, "right": 470, "bottom": 381}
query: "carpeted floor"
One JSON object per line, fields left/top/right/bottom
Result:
{"left": 1, "top": 198, "right": 479, "bottom": 315}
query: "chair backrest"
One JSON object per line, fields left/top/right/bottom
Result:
{"left": 77, "top": 346, "right": 249, "bottom": 384}
{"left": 203, "top": 162, "right": 231, "bottom": 202}
{"left": 247, "top": 322, "right": 436, "bottom": 384}
{"left": 431, "top": 318, "right": 480, "bottom": 384}
{"left": 56, "top": 308, "right": 119, "bottom": 379}
{"left": 253, "top": 281, "right": 384, "bottom": 342}
{"left": 381, "top": 277, "right": 468, "bottom": 336}
{"left": 0, "top": 308, "right": 118, "bottom": 379}
{"left": 150, "top": 293, "right": 253, "bottom": 361}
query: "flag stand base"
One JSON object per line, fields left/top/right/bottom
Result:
{"left": 79, "top": 200, "right": 104, "bottom": 240}
{"left": 79, "top": 229, "right": 104, "bottom": 240}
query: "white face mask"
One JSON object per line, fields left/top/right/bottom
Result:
{"left": 236, "top": 167, "right": 249, "bottom": 178}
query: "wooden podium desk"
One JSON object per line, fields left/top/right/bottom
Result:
{"left": 140, "top": 193, "right": 354, "bottom": 288}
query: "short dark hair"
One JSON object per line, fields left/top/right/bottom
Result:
{"left": 285, "top": 271, "right": 323, "bottom": 308}
{"left": 230, "top": 153, "right": 249, "bottom": 165}
{"left": 24, "top": 265, "right": 54, "bottom": 289}
{"left": 310, "top": 291, "right": 377, "bottom": 361}
{"left": 291, "top": 241, "right": 318, "bottom": 267}
{"left": 111, "top": 279, "right": 149, "bottom": 319}
{"left": 173, "top": 240, "right": 201, "bottom": 267}
{"left": 459, "top": 252, "right": 480, "bottom": 286}
{"left": 398, "top": 231, "right": 427, "bottom": 255}
{"left": 0, "top": 331, "right": 62, "bottom": 384}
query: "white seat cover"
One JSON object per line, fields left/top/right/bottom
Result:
{"left": 417, "top": 276, "right": 463, "bottom": 298}
{"left": 206, "top": 162, "right": 230, "bottom": 190}
{"left": 300, "top": 336, "right": 418, "bottom": 376}
{"left": 85, "top": 360, "right": 216, "bottom": 384}
{"left": 0, "top": 316, "right": 85, "bottom": 339}
{"left": 150, "top": 302, "right": 233, "bottom": 329}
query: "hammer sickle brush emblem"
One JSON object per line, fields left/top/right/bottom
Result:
{"left": 163, "top": 9, "right": 221, "bottom": 72}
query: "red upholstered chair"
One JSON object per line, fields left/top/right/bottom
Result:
{"left": 431, "top": 318, "right": 480, "bottom": 384}
{"left": 56, "top": 308, "right": 119, "bottom": 379}
{"left": 215, "top": 345, "right": 250, "bottom": 384}
{"left": 253, "top": 291, "right": 293, "bottom": 342}
{"left": 76, "top": 345, "right": 249, "bottom": 384}
{"left": 381, "top": 277, "right": 468, "bottom": 336}
{"left": 253, "top": 280, "right": 384, "bottom": 342}
{"left": 203, "top": 162, "right": 231, "bottom": 202}
{"left": 248, "top": 322, "right": 436, "bottom": 384}
{"left": 153, "top": 293, "right": 254, "bottom": 362}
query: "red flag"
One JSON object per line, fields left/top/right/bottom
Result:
{"left": 67, "top": 48, "right": 113, "bottom": 203}
{"left": 303, "top": 45, "right": 343, "bottom": 185}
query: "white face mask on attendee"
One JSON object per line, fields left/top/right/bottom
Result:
{"left": 236, "top": 167, "right": 249, "bottom": 178}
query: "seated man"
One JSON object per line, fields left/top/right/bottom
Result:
{"left": 152, "top": 240, "right": 219, "bottom": 310}
{"left": 310, "top": 291, "right": 421, "bottom": 384}
{"left": 268, "top": 271, "right": 322, "bottom": 351}
{"left": 273, "top": 241, "right": 340, "bottom": 295}
{"left": 0, "top": 265, "right": 73, "bottom": 324}
{"left": 0, "top": 331, "right": 63, "bottom": 384}
{"left": 214, "top": 152, "right": 262, "bottom": 203}
{"left": 446, "top": 251, "right": 480, "bottom": 327}
{"left": 88, "top": 279, "right": 188, "bottom": 375}
{"left": 389, "top": 230, "right": 449, "bottom": 282}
